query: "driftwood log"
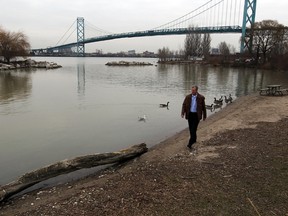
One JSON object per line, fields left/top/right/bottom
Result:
{"left": 0, "top": 143, "right": 148, "bottom": 203}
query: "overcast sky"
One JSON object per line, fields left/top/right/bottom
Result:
{"left": 1, "top": 0, "right": 287, "bottom": 53}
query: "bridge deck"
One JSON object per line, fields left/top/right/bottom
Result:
{"left": 32, "top": 25, "right": 242, "bottom": 52}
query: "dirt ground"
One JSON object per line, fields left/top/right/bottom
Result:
{"left": 1, "top": 93, "right": 288, "bottom": 216}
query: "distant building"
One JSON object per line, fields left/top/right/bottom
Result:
{"left": 95, "top": 49, "right": 103, "bottom": 55}
{"left": 128, "top": 50, "right": 136, "bottom": 55}
{"left": 142, "top": 51, "right": 155, "bottom": 57}
{"left": 211, "top": 48, "right": 220, "bottom": 55}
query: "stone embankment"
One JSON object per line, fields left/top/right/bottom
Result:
{"left": 0, "top": 59, "right": 62, "bottom": 71}
{"left": 105, "top": 61, "right": 153, "bottom": 66}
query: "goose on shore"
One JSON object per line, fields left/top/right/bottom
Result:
{"left": 213, "top": 103, "right": 222, "bottom": 109}
{"left": 224, "top": 94, "right": 233, "bottom": 103}
{"left": 160, "top": 102, "right": 169, "bottom": 108}
{"left": 214, "top": 97, "right": 223, "bottom": 104}
{"left": 205, "top": 104, "right": 214, "bottom": 110}
{"left": 228, "top": 94, "right": 233, "bottom": 102}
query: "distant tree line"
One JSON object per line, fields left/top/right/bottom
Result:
{"left": 0, "top": 27, "right": 30, "bottom": 63}
{"left": 158, "top": 20, "right": 288, "bottom": 69}
{"left": 157, "top": 47, "right": 184, "bottom": 62}
{"left": 157, "top": 25, "right": 235, "bottom": 62}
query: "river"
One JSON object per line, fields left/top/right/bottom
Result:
{"left": 1, "top": 57, "right": 288, "bottom": 184}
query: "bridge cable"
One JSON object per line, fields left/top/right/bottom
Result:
{"left": 226, "top": 0, "right": 229, "bottom": 25}
{"left": 208, "top": 1, "right": 211, "bottom": 26}
{"left": 85, "top": 20, "right": 114, "bottom": 35}
{"left": 55, "top": 20, "right": 76, "bottom": 46}
{"left": 230, "top": 0, "right": 233, "bottom": 25}
{"left": 234, "top": 0, "right": 237, "bottom": 25}
{"left": 61, "top": 28, "right": 76, "bottom": 45}
{"left": 225, "top": 0, "right": 228, "bottom": 25}
{"left": 238, "top": 0, "right": 243, "bottom": 26}
{"left": 171, "top": 0, "right": 225, "bottom": 29}
{"left": 217, "top": 1, "right": 221, "bottom": 27}
{"left": 177, "top": 0, "right": 223, "bottom": 29}
{"left": 221, "top": 0, "right": 225, "bottom": 25}
{"left": 228, "top": 2, "right": 232, "bottom": 25}
{"left": 152, "top": 0, "right": 213, "bottom": 30}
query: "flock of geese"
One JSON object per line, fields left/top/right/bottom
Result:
{"left": 139, "top": 94, "right": 232, "bottom": 121}
{"left": 206, "top": 94, "right": 233, "bottom": 111}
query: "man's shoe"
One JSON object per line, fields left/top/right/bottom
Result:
{"left": 187, "top": 144, "right": 192, "bottom": 149}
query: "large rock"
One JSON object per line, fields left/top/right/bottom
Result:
{"left": 0, "top": 59, "right": 62, "bottom": 71}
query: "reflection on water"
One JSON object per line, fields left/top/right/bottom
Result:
{"left": 0, "top": 71, "right": 32, "bottom": 115}
{"left": 0, "top": 71, "right": 32, "bottom": 102}
{"left": 1, "top": 57, "right": 288, "bottom": 184}
{"left": 77, "top": 64, "right": 85, "bottom": 97}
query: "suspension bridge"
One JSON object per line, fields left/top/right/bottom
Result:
{"left": 32, "top": 0, "right": 257, "bottom": 56}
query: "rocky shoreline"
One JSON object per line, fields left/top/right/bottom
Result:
{"left": 0, "top": 93, "right": 287, "bottom": 215}
{"left": 105, "top": 61, "right": 153, "bottom": 66}
{"left": 0, "top": 59, "right": 62, "bottom": 71}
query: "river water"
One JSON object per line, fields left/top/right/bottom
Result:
{"left": 1, "top": 57, "right": 288, "bottom": 184}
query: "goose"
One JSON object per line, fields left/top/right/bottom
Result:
{"left": 218, "top": 96, "right": 223, "bottom": 102}
{"left": 205, "top": 104, "right": 214, "bottom": 110}
{"left": 160, "top": 102, "right": 169, "bottom": 108}
{"left": 214, "top": 97, "right": 223, "bottom": 105}
{"left": 213, "top": 103, "right": 222, "bottom": 109}
{"left": 138, "top": 115, "right": 147, "bottom": 122}
{"left": 228, "top": 94, "right": 233, "bottom": 102}
{"left": 224, "top": 95, "right": 233, "bottom": 103}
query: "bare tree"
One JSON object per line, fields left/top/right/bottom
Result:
{"left": 251, "top": 20, "right": 287, "bottom": 63}
{"left": 157, "top": 47, "right": 170, "bottom": 62}
{"left": 178, "top": 49, "right": 185, "bottom": 60}
{"left": 218, "top": 41, "right": 231, "bottom": 62}
{"left": 184, "top": 26, "right": 202, "bottom": 60}
{"left": 202, "top": 33, "right": 211, "bottom": 59}
{"left": 0, "top": 28, "right": 30, "bottom": 63}
{"left": 218, "top": 41, "right": 230, "bottom": 55}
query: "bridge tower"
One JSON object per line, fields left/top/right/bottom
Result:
{"left": 77, "top": 17, "right": 85, "bottom": 56}
{"left": 240, "top": 0, "right": 257, "bottom": 53}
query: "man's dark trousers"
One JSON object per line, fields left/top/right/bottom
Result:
{"left": 188, "top": 112, "right": 199, "bottom": 147}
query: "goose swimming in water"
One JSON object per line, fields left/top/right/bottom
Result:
{"left": 205, "top": 104, "right": 214, "bottom": 111}
{"left": 138, "top": 115, "right": 147, "bottom": 122}
{"left": 160, "top": 102, "right": 169, "bottom": 108}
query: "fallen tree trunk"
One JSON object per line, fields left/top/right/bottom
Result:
{"left": 0, "top": 143, "right": 148, "bottom": 203}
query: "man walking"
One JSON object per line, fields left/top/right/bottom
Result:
{"left": 181, "top": 86, "right": 207, "bottom": 149}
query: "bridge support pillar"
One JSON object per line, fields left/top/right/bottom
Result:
{"left": 240, "top": 0, "right": 257, "bottom": 53}
{"left": 77, "top": 17, "right": 85, "bottom": 57}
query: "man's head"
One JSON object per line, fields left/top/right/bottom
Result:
{"left": 191, "top": 85, "right": 198, "bottom": 95}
